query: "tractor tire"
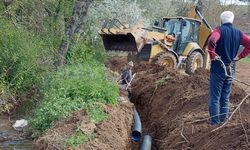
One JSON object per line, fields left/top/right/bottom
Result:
{"left": 155, "top": 52, "right": 177, "bottom": 68}
{"left": 186, "top": 51, "right": 204, "bottom": 74}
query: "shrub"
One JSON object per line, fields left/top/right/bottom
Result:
{"left": 31, "top": 61, "right": 118, "bottom": 133}
{"left": 0, "top": 22, "right": 42, "bottom": 92}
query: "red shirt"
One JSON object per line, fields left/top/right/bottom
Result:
{"left": 207, "top": 28, "right": 250, "bottom": 60}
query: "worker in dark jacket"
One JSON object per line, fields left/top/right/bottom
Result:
{"left": 207, "top": 11, "right": 250, "bottom": 125}
{"left": 121, "top": 61, "right": 133, "bottom": 85}
{"left": 120, "top": 61, "right": 134, "bottom": 99}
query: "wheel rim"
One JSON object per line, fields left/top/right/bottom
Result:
{"left": 160, "top": 57, "right": 174, "bottom": 68}
{"left": 194, "top": 57, "right": 201, "bottom": 70}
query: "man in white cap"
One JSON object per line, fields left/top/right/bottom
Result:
{"left": 207, "top": 11, "right": 250, "bottom": 125}
{"left": 120, "top": 61, "right": 134, "bottom": 99}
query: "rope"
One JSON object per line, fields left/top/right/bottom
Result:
{"left": 208, "top": 50, "right": 250, "bottom": 87}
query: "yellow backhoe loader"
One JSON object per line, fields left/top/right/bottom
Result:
{"left": 99, "top": 6, "right": 212, "bottom": 74}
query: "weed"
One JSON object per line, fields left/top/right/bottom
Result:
{"left": 87, "top": 104, "right": 107, "bottom": 123}
{"left": 66, "top": 131, "right": 87, "bottom": 147}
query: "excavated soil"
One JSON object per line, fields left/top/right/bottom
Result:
{"left": 131, "top": 62, "right": 250, "bottom": 150}
{"left": 78, "top": 101, "right": 134, "bottom": 150}
{"left": 105, "top": 56, "right": 127, "bottom": 72}
{"left": 35, "top": 100, "right": 134, "bottom": 150}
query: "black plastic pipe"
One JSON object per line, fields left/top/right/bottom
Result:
{"left": 140, "top": 135, "right": 152, "bottom": 150}
{"left": 132, "top": 110, "right": 142, "bottom": 141}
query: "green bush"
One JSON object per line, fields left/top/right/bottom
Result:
{"left": 0, "top": 22, "right": 42, "bottom": 91}
{"left": 67, "top": 42, "right": 106, "bottom": 64}
{"left": 31, "top": 61, "right": 118, "bottom": 133}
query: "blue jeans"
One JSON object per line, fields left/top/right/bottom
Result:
{"left": 208, "top": 62, "right": 235, "bottom": 125}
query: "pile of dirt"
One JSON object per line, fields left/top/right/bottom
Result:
{"left": 131, "top": 65, "right": 250, "bottom": 150}
{"left": 105, "top": 56, "right": 127, "bottom": 72}
{"left": 79, "top": 101, "right": 134, "bottom": 150}
{"left": 35, "top": 101, "right": 134, "bottom": 150}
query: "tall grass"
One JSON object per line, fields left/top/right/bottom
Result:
{"left": 0, "top": 22, "right": 43, "bottom": 92}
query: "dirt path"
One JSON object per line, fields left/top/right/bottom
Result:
{"left": 235, "top": 62, "right": 250, "bottom": 93}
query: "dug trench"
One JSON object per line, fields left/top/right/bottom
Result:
{"left": 130, "top": 61, "right": 250, "bottom": 149}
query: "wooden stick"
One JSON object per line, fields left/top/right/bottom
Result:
{"left": 238, "top": 108, "right": 249, "bottom": 145}
{"left": 211, "top": 93, "right": 250, "bottom": 132}
{"left": 126, "top": 73, "right": 136, "bottom": 90}
{"left": 181, "top": 121, "right": 189, "bottom": 143}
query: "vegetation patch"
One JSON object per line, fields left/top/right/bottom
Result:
{"left": 240, "top": 56, "right": 250, "bottom": 63}
{"left": 66, "top": 130, "right": 87, "bottom": 147}
{"left": 66, "top": 129, "right": 96, "bottom": 147}
{"left": 0, "top": 21, "right": 45, "bottom": 114}
{"left": 30, "top": 61, "right": 119, "bottom": 133}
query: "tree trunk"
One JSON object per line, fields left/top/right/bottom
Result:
{"left": 57, "top": 0, "right": 92, "bottom": 67}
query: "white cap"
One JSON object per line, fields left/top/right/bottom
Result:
{"left": 128, "top": 61, "right": 134, "bottom": 67}
{"left": 220, "top": 11, "right": 234, "bottom": 24}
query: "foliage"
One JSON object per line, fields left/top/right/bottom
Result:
{"left": 67, "top": 42, "right": 106, "bottom": 64}
{"left": 87, "top": 104, "right": 107, "bottom": 123}
{"left": 84, "top": 0, "right": 149, "bottom": 42}
{"left": 1, "top": 0, "right": 73, "bottom": 35}
{"left": 0, "top": 21, "right": 42, "bottom": 92}
{"left": 65, "top": 130, "right": 96, "bottom": 147}
{"left": 66, "top": 131, "right": 87, "bottom": 147}
{"left": 30, "top": 61, "right": 118, "bottom": 133}
{"left": 0, "top": 103, "right": 14, "bottom": 114}
{"left": 138, "top": 0, "right": 185, "bottom": 21}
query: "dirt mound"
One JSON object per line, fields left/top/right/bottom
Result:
{"left": 132, "top": 66, "right": 250, "bottom": 150}
{"left": 79, "top": 101, "right": 134, "bottom": 150}
{"left": 105, "top": 56, "right": 127, "bottom": 72}
{"left": 35, "top": 101, "right": 134, "bottom": 150}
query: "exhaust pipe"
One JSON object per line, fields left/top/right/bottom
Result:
{"left": 132, "top": 110, "right": 142, "bottom": 141}
{"left": 140, "top": 135, "right": 152, "bottom": 150}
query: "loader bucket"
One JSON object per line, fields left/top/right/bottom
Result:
{"left": 100, "top": 33, "right": 138, "bottom": 52}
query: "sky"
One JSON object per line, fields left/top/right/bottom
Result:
{"left": 219, "top": 0, "right": 249, "bottom": 5}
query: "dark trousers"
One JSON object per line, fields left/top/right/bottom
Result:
{"left": 208, "top": 62, "right": 235, "bottom": 125}
{"left": 127, "top": 88, "right": 132, "bottom": 100}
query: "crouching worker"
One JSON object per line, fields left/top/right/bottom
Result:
{"left": 119, "top": 61, "right": 135, "bottom": 100}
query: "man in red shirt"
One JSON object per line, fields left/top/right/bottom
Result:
{"left": 207, "top": 11, "right": 250, "bottom": 125}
